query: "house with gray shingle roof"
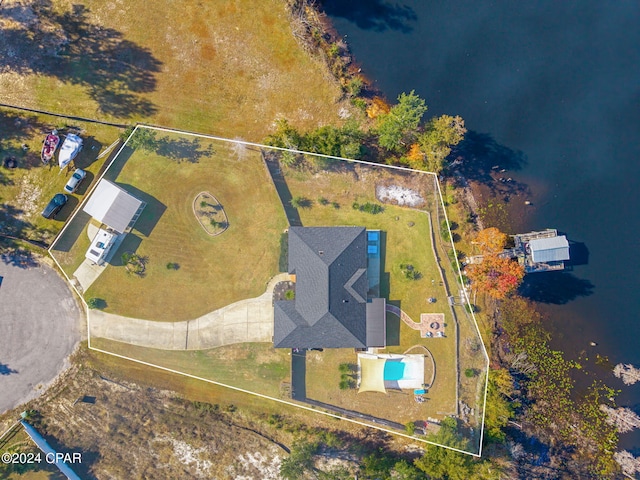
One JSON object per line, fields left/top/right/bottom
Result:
{"left": 273, "top": 226, "right": 386, "bottom": 349}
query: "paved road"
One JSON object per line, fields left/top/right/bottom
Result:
{"left": 89, "top": 273, "right": 289, "bottom": 350}
{"left": 0, "top": 258, "right": 83, "bottom": 414}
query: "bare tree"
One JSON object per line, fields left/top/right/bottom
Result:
{"left": 600, "top": 405, "right": 640, "bottom": 433}
{"left": 613, "top": 363, "right": 640, "bottom": 385}
{"left": 614, "top": 450, "right": 640, "bottom": 478}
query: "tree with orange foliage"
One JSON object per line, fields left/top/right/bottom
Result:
{"left": 366, "top": 96, "right": 391, "bottom": 119}
{"left": 474, "top": 227, "right": 508, "bottom": 254}
{"left": 466, "top": 254, "right": 524, "bottom": 299}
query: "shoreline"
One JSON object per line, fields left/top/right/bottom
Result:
{"left": 312, "top": 2, "right": 634, "bottom": 472}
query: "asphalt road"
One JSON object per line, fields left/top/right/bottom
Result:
{"left": 0, "top": 258, "right": 82, "bottom": 414}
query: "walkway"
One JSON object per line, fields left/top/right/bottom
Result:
{"left": 385, "top": 303, "right": 445, "bottom": 338}
{"left": 89, "top": 273, "right": 289, "bottom": 350}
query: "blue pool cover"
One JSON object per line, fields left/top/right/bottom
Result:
{"left": 383, "top": 361, "right": 405, "bottom": 381}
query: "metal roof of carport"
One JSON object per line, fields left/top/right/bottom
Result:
{"left": 83, "top": 179, "right": 144, "bottom": 234}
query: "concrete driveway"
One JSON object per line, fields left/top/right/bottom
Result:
{"left": 0, "top": 257, "right": 83, "bottom": 414}
{"left": 89, "top": 273, "right": 289, "bottom": 350}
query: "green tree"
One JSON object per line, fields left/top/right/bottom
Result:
{"left": 393, "top": 460, "right": 426, "bottom": 480}
{"left": 127, "top": 127, "right": 158, "bottom": 151}
{"left": 376, "top": 90, "right": 427, "bottom": 153}
{"left": 415, "top": 115, "right": 466, "bottom": 173}
{"left": 414, "top": 418, "right": 474, "bottom": 480}
{"left": 483, "top": 369, "right": 514, "bottom": 443}
{"left": 360, "top": 449, "right": 395, "bottom": 479}
{"left": 265, "top": 118, "right": 303, "bottom": 150}
{"left": 280, "top": 441, "right": 318, "bottom": 480}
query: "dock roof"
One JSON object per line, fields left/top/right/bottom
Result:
{"left": 529, "top": 235, "right": 570, "bottom": 263}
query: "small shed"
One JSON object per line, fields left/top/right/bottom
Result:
{"left": 529, "top": 235, "right": 570, "bottom": 263}
{"left": 83, "top": 180, "right": 145, "bottom": 234}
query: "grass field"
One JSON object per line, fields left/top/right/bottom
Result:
{"left": 53, "top": 129, "right": 288, "bottom": 321}
{"left": 91, "top": 338, "right": 290, "bottom": 399}
{"left": 0, "top": 0, "right": 353, "bottom": 139}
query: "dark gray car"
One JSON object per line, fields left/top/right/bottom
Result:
{"left": 41, "top": 193, "right": 68, "bottom": 219}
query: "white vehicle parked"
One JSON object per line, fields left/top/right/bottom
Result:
{"left": 64, "top": 168, "right": 87, "bottom": 194}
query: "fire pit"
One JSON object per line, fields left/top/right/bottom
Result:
{"left": 3, "top": 157, "right": 17, "bottom": 169}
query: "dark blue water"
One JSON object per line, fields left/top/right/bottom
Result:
{"left": 324, "top": 0, "right": 640, "bottom": 451}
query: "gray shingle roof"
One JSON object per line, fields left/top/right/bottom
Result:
{"left": 274, "top": 227, "right": 369, "bottom": 348}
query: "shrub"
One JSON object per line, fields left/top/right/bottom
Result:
{"left": 352, "top": 201, "right": 360, "bottom": 210}
{"left": 328, "top": 43, "right": 340, "bottom": 58}
{"left": 405, "top": 422, "right": 416, "bottom": 435}
{"left": 339, "top": 379, "right": 351, "bottom": 390}
{"left": 332, "top": 202, "right": 340, "bottom": 209}
{"left": 351, "top": 97, "right": 367, "bottom": 112}
{"left": 284, "top": 289, "right": 295, "bottom": 300}
{"left": 464, "top": 368, "right": 477, "bottom": 378}
{"left": 166, "top": 262, "right": 180, "bottom": 270}
{"left": 318, "top": 197, "right": 329, "bottom": 205}
{"left": 360, "top": 202, "right": 383, "bottom": 214}
{"left": 400, "top": 263, "right": 422, "bottom": 280}
{"left": 346, "top": 77, "right": 364, "bottom": 97}
{"left": 290, "top": 196, "right": 311, "bottom": 209}
{"left": 86, "top": 298, "right": 106, "bottom": 309}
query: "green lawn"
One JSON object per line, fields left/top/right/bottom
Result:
{"left": 54, "top": 129, "right": 288, "bottom": 321}
{"left": 91, "top": 338, "right": 290, "bottom": 398}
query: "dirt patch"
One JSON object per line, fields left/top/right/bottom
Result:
{"left": 0, "top": 349, "right": 285, "bottom": 479}
{"left": 376, "top": 184, "right": 425, "bottom": 208}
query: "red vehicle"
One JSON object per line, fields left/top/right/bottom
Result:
{"left": 41, "top": 130, "right": 60, "bottom": 164}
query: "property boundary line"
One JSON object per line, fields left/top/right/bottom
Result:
{"left": 0, "top": 102, "right": 129, "bottom": 128}
{"left": 87, "top": 346, "right": 481, "bottom": 457}
{"left": 46, "top": 124, "right": 489, "bottom": 457}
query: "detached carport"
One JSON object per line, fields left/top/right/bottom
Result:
{"left": 83, "top": 179, "right": 146, "bottom": 234}
{"left": 73, "top": 179, "right": 146, "bottom": 292}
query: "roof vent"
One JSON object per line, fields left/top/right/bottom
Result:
{"left": 319, "top": 250, "right": 324, "bottom": 255}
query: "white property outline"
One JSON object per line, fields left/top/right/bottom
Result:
{"left": 47, "top": 124, "right": 490, "bottom": 458}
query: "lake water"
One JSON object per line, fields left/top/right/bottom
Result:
{"left": 324, "top": 0, "right": 640, "bottom": 451}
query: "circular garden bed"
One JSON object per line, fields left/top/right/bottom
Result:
{"left": 193, "top": 192, "right": 229, "bottom": 236}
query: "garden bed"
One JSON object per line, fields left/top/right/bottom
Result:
{"left": 193, "top": 192, "right": 228, "bottom": 236}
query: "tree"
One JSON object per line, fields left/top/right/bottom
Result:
{"left": 613, "top": 363, "right": 640, "bottom": 385}
{"left": 414, "top": 418, "right": 474, "bottom": 480}
{"left": 413, "top": 115, "right": 466, "bottom": 173}
{"left": 474, "top": 227, "right": 508, "bottom": 255}
{"left": 392, "top": 460, "right": 426, "bottom": 480}
{"left": 376, "top": 90, "right": 427, "bottom": 153}
{"left": 366, "top": 96, "right": 391, "bottom": 119}
{"left": 265, "top": 118, "right": 303, "bottom": 150}
{"left": 600, "top": 405, "right": 640, "bottom": 433}
{"left": 483, "top": 369, "right": 514, "bottom": 442}
{"left": 127, "top": 128, "right": 157, "bottom": 151}
{"left": 466, "top": 255, "right": 524, "bottom": 299}
{"left": 280, "top": 441, "right": 318, "bottom": 480}
{"left": 614, "top": 450, "right": 640, "bottom": 478}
